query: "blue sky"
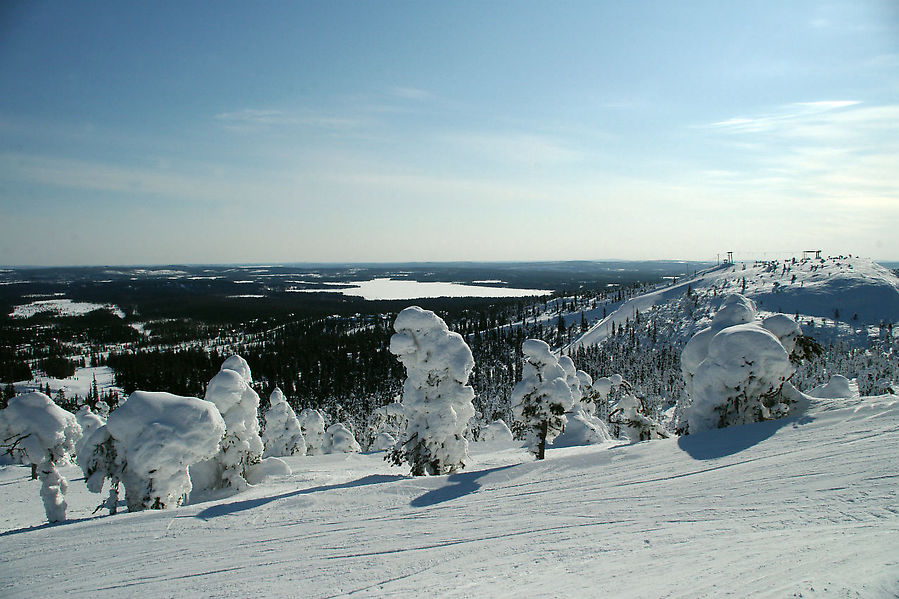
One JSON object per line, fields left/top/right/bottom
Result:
{"left": 1, "top": 1, "right": 897, "bottom": 265}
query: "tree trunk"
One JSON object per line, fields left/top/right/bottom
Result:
{"left": 537, "top": 420, "right": 548, "bottom": 460}
{"left": 31, "top": 463, "right": 37, "bottom": 480}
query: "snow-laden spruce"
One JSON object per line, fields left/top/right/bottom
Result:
{"left": 479, "top": 419, "right": 514, "bottom": 442}
{"left": 388, "top": 306, "right": 476, "bottom": 476}
{"left": 298, "top": 408, "right": 326, "bottom": 455}
{"left": 552, "top": 358, "right": 613, "bottom": 448}
{"left": 323, "top": 423, "right": 362, "bottom": 453}
{"left": 683, "top": 294, "right": 803, "bottom": 433}
{"left": 0, "top": 392, "right": 81, "bottom": 523}
{"left": 608, "top": 394, "right": 670, "bottom": 441}
{"left": 364, "top": 401, "right": 406, "bottom": 450}
{"left": 262, "top": 388, "right": 306, "bottom": 458}
{"left": 74, "top": 405, "right": 105, "bottom": 460}
{"left": 512, "top": 339, "right": 574, "bottom": 459}
{"left": 81, "top": 391, "right": 225, "bottom": 511}
{"left": 192, "top": 355, "right": 264, "bottom": 491}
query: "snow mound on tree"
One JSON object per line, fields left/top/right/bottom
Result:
{"left": 262, "top": 388, "right": 306, "bottom": 458}
{"left": 551, "top": 410, "right": 612, "bottom": 447}
{"left": 479, "top": 419, "right": 514, "bottom": 442}
{"left": 371, "top": 432, "right": 397, "bottom": 451}
{"left": 106, "top": 391, "right": 225, "bottom": 510}
{"left": 688, "top": 322, "right": 795, "bottom": 433}
{"left": 323, "top": 423, "right": 361, "bottom": 454}
{"left": 0, "top": 392, "right": 80, "bottom": 467}
{"left": 389, "top": 306, "right": 476, "bottom": 475}
{"left": 808, "top": 375, "right": 860, "bottom": 399}
{"left": 299, "top": 409, "right": 326, "bottom": 455}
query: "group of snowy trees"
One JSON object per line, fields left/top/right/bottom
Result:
{"left": 0, "top": 292, "right": 836, "bottom": 523}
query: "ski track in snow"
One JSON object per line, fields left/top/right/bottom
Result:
{"left": 1, "top": 396, "right": 897, "bottom": 597}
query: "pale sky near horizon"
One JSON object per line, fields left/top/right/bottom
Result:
{"left": 1, "top": 1, "right": 898, "bottom": 266}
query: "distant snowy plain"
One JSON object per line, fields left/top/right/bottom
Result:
{"left": 2, "top": 393, "right": 896, "bottom": 598}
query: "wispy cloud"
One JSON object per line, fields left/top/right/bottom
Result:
{"left": 390, "top": 87, "right": 434, "bottom": 101}
{"left": 213, "top": 108, "right": 361, "bottom": 132}
{"left": 703, "top": 101, "right": 899, "bottom": 214}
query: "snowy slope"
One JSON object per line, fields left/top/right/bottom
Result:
{"left": 2, "top": 394, "right": 897, "bottom": 598}
{"left": 567, "top": 256, "right": 899, "bottom": 353}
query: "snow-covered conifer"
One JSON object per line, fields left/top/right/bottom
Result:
{"left": 298, "top": 408, "right": 326, "bottom": 455}
{"left": 74, "top": 405, "right": 105, "bottom": 459}
{"left": 371, "top": 432, "right": 397, "bottom": 451}
{"left": 195, "top": 355, "right": 264, "bottom": 490}
{"left": 684, "top": 296, "right": 800, "bottom": 433}
{"left": 85, "top": 391, "right": 225, "bottom": 511}
{"left": 609, "top": 394, "right": 670, "bottom": 441}
{"left": 262, "top": 388, "right": 306, "bottom": 458}
{"left": 364, "top": 401, "right": 406, "bottom": 450}
{"left": 388, "top": 306, "right": 476, "bottom": 476}
{"left": 478, "top": 419, "right": 514, "bottom": 442}
{"left": 0, "top": 392, "right": 81, "bottom": 523}
{"left": 511, "top": 339, "right": 574, "bottom": 459}
{"left": 323, "top": 423, "right": 361, "bottom": 453}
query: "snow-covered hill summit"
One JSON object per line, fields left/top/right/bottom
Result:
{"left": 568, "top": 255, "right": 899, "bottom": 353}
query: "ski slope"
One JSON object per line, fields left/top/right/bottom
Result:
{"left": 2, "top": 393, "right": 897, "bottom": 598}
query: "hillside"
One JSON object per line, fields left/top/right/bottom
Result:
{"left": 568, "top": 255, "right": 899, "bottom": 354}
{"left": 1, "top": 392, "right": 897, "bottom": 598}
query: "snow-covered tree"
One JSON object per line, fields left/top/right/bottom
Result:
{"left": 81, "top": 391, "right": 225, "bottom": 512}
{"left": 683, "top": 294, "right": 801, "bottom": 433}
{"left": 371, "top": 432, "right": 397, "bottom": 451}
{"left": 323, "top": 423, "right": 361, "bottom": 453}
{"left": 298, "top": 408, "right": 326, "bottom": 455}
{"left": 478, "top": 419, "right": 514, "bottom": 442}
{"left": 364, "top": 401, "right": 406, "bottom": 450}
{"left": 0, "top": 392, "right": 81, "bottom": 523}
{"left": 74, "top": 405, "right": 105, "bottom": 458}
{"left": 261, "top": 388, "right": 306, "bottom": 458}
{"left": 388, "top": 306, "right": 476, "bottom": 476}
{"left": 609, "top": 394, "right": 670, "bottom": 441}
{"left": 552, "top": 357, "right": 613, "bottom": 448}
{"left": 193, "top": 355, "right": 264, "bottom": 491}
{"left": 511, "top": 339, "right": 574, "bottom": 459}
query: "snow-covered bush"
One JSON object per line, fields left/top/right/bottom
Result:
{"left": 262, "top": 388, "right": 306, "bottom": 458}
{"left": 299, "top": 408, "right": 326, "bottom": 455}
{"left": 364, "top": 401, "right": 406, "bottom": 450}
{"left": 0, "top": 392, "right": 81, "bottom": 523}
{"left": 323, "top": 423, "right": 361, "bottom": 453}
{"left": 193, "top": 355, "right": 264, "bottom": 491}
{"left": 608, "top": 394, "right": 670, "bottom": 442}
{"left": 82, "top": 391, "right": 225, "bottom": 512}
{"left": 511, "top": 339, "right": 574, "bottom": 459}
{"left": 479, "top": 419, "right": 514, "bottom": 442}
{"left": 74, "top": 405, "right": 105, "bottom": 460}
{"left": 681, "top": 294, "right": 759, "bottom": 400}
{"left": 371, "top": 432, "right": 397, "bottom": 451}
{"left": 552, "top": 357, "right": 612, "bottom": 447}
{"left": 687, "top": 320, "right": 797, "bottom": 434}
{"left": 388, "top": 306, "right": 476, "bottom": 476}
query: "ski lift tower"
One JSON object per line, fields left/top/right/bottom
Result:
{"left": 726, "top": 251, "right": 734, "bottom": 264}
{"left": 803, "top": 250, "right": 822, "bottom": 260}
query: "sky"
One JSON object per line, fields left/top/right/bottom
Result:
{"left": 1, "top": 1, "right": 898, "bottom": 266}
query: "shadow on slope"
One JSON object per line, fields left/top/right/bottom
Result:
{"left": 677, "top": 416, "right": 809, "bottom": 460}
{"left": 0, "top": 515, "right": 97, "bottom": 538}
{"left": 410, "top": 464, "right": 518, "bottom": 508}
{"left": 194, "top": 473, "right": 406, "bottom": 521}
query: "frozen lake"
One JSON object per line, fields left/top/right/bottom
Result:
{"left": 289, "top": 278, "right": 552, "bottom": 300}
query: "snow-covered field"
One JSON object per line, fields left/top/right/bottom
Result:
{"left": 2, "top": 393, "right": 896, "bottom": 598}
{"left": 9, "top": 298, "right": 125, "bottom": 319}
{"left": 14, "top": 366, "right": 123, "bottom": 399}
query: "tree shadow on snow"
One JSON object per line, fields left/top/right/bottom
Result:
{"left": 193, "top": 473, "right": 406, "bottom": 521}
{"left": 677, "top": 415, "right": 812, "bottom": 461}
{"left": 0, "top": 515, "right": 97, "bottom": 538}
{"left": 410, "top": 464, "right": 518, "bottom": 508}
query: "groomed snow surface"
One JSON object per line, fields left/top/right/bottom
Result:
{"left": 2, "top": 393, "right": 897, "bottom": 598}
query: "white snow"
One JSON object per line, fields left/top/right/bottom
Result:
{"left": 323, "top": 423, "right": 361, "bottom": 454}
{"left": 289, "top": 278, "right": 551, "bottom": 300}
{"left": 9, "top": 299, "right": 125, "bottom": 319}
{"left": 0, "top": 393, "right": 896, "bottom": 597}
{"left": 102, "top": 391, "right": 226, "bottom": 511}
{"left": 390, "top": 306, "right": 476, "bottom": 475}
{"left": 261, "top": 388, "right": 306, "bottom": 458}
